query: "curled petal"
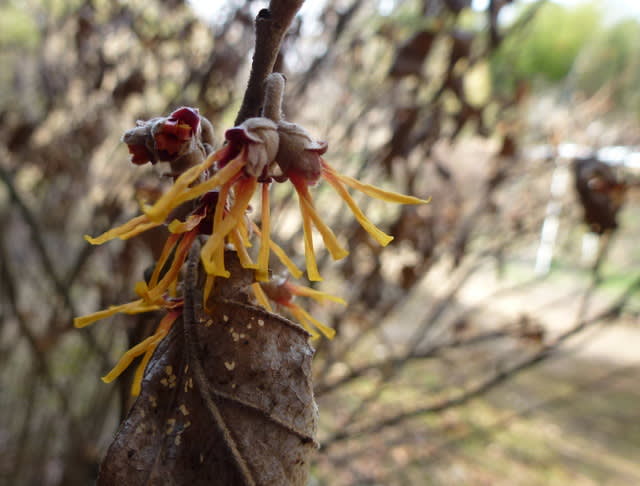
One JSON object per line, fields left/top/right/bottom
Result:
{"left": 286, "top": 303, "right": 336, "bottom": 340}
{"left": 157, "top": 151, "right": 245, "bottom": 221}
{"left": 286, "top": 282, "right": 346, "bottom": 305}
{"left": 74, "top": 299, "right": 160, "bottom": 328}
{"left": 322, "top": 168, "right": 394, "bottom": 247}
{"left": 130, "top": 333, "right": 164, "bottom": 396}
{"left": 322, "top": 161, "right": 430, "bottom": 205}
{"left": 238, "top": 217, "right": 252, "bottom": 248}
{"left": 289, "top": 174, "right": 348, "bottom": 278}
{"left": 84, "top": 214, "right": 161, "bottom": 245}
{"left": 104, "top": 310, "right": 180, "bottom": 393}
{"left": 168, "top": 213, "right": 207, "bottom": 234}
{"left": 209, "top": 180, "right": 233, "bottom": 278}
{"left": 139, "top": 231, "right": 198, "bottom": 303}
{"left": 151, "top": 231, "right": 198, "bottom": 300}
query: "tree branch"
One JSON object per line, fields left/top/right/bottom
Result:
{"left": 234, "top": 0, "right": 304, "bottom": 125}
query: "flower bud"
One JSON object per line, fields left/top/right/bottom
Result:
{"left": 225, "top": 117, "right": 279, "bottom": 178}
{"left": 275, "top": 121, "right": 328, "bottom": 185}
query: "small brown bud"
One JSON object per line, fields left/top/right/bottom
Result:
{"left": 225, "top": 117, "right": 279, "bottom": 178}
{"left": 275, "top": 121, "right": 327, "bottom": 185}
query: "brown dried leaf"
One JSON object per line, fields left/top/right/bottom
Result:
{"left": 573, "top": 157, "right": 626, "bottom": 234}
{"left": 98, "top": 246, "right": 317, "bottom": 485}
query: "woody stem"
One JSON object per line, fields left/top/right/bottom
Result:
{"left": 234, "top": 0, "right": 304, "bottom": 125}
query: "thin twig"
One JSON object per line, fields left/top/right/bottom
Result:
{"left": 0, "top": 166, "right": 74, "bottom": 313}
{"left": 425, "top": 361, "right": 638, "bottom": 464}
{"left": 315, "top": 330, "right": 510, "bottom": 396}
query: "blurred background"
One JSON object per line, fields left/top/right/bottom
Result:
{"left": 1, "top": 0, "right": 639, "bottom": 484}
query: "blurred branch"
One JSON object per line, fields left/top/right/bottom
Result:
{"left": 0, "top": 166, "right": 74, "bottom": 313}
{"left": 293, "top": 0, "right": 366, "bottom": 100}
{"left": 316, "top": 330, "right": 509, "bottom": 396}
{"left": 425, "top": 361, "right": 638, "bottom": 464}
{"left": 0, "top": 222, "right": 54, "bottom": 383}
{"left": 321, "top": 273, "right": 640, "bottom": 448}
{"left": 10, "top": 369, "right": 37, "bottom": 482}
{"left": 0, "top": 165, "right": 111, "bottom": 366}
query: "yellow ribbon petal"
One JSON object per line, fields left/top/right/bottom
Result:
{"left": 130, "top": 333, "right": 164, "bottom": 396}
{"left": 74, "top": 299, "right": 160, "bottom": 328}
{"left": 102, "top": 334, "right": 160, "bottom": 384}
{"left": 298, "top": 199, "right": 322, "bottom": 282}
{"left": 323, "top": 161, "right": 430, "bottom": 204}
{"left": 287, "top": 282, "right": 346, "bottom": 305}
{"left": 229, "top": 229, "right": 258, "bottom": 270}
{"left": 251, "top": 283, "right": 273, "bottom": 312}
{"left": 129, "top": 311, "right": 179, "bottom": 395}
{"left": 141, "top": 145, "right": 230, "bottom": 223}
{"left": 84, "top": 214, "right": 160, "bottom": 245}
{"left": 200, "top": 177, "right": 257, "bottom": 276}
{"left": 298, "top": 190, "right": 349, "bottom": 260}
{"left": 322, "top": 168, "right": 394, "bottom": 247}
{"left": 287, "top": 303, "right": 335, "bottom": 339}
{"left": 203, "top": 274, "right": 215, "bottom": 308}
{"left": 147, "top": 231, "right": 197, "bottom": 302}
{"left": 145, "top": 154, "right": 246, "bottom": 223}
{"left": 250, "top": 221, "right": 302, "bottom": 279}
{"left": 256, "top": 183, "right": 271, "bottom": 282}
{"left": 167, "top": 213, "right": 206, "bottom": 234}
{"left": 149, "top": 233, "right": 181, "bottom": 288}
{"left": 291, "top": 177, "right": 348, "bottom": 269}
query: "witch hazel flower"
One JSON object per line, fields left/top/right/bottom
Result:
{"left": 75, "top": 72, "right": 429, "bottom": 393}
{"left": 122, "top": 106, "right": 214, "bottom": 173}
{"left": 273, "top": 118, "right": 429, "bottom": 281}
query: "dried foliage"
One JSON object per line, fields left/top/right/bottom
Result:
{"left": 99, "top": 245, "right": 317, "bottom": 486}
